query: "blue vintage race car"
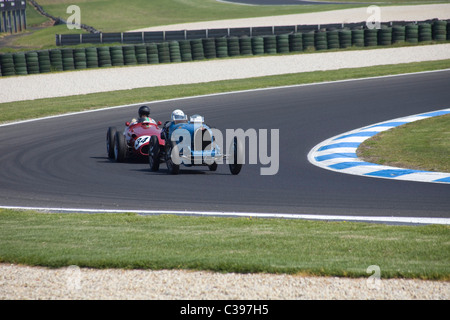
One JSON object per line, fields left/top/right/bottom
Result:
{"left": 148, "top": 110, "right": 243, "bottom": 175}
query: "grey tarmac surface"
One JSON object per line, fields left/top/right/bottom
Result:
{"left": 1, "top": 70, "right": 449, "bottom": 219}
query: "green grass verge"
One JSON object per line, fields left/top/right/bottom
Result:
{"left": 0, "top": 209, "right": 448, "bottom": 280}
{"left": 36, "top": 0, "right": 365, "bottom": 32}
{"left": 1, "top": 59, "right": 450, "bottom": 124}
{"left": 358, "top": 114, "right": 450, "bottom": 173}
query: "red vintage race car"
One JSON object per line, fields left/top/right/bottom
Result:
{"left": 106, "top": 117, "right": 165, "bottom": 162}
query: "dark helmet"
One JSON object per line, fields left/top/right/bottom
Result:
{"left": 138, "top": 106, "right": 150, "bottom": 117}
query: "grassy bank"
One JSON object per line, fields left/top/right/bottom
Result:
{"left": 0, "top": 209, "right": 448, "bottom": 279}
{"left": 35, "top": 0, "right": 363, "bottom": 32}
{"left": 358, "top": 114, "right": 450, "bottom": 173}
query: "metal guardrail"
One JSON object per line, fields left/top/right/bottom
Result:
{"left": 55, "top": 19, "right": 447, "bottom": 46}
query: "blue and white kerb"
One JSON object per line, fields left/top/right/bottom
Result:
{"left": 308, "top": 108, "right": 450, "bottom": 184}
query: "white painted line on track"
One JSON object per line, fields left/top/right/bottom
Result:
{"left": 1, "top": 206, "right": 449, "bottom": 225}
{"left": 2, "top": 68, "right": 450, "bottom": 128}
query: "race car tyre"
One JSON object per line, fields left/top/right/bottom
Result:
{"left": 208, "top": 163, "right": 218, "bottom": 171}
{"left": 165, "top": 144, "right": 180, "bottom": 175}
{"left": 106, "top": 127, "right": 117, "bottom": 159}
{"left": 148, "top": 135, "right": 160, "bottom": 171}
{"left": 114, "top": 131, "right": 127, "bottom": 163}
{"left": 229, "top": 137, "right": 243, "bottom": 175}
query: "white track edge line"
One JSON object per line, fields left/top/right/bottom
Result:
{"left": 0, "top": 206, "right": 449, "bottom": 225}
{"left": 1, "top": 68, "right": 449, "bottom": 128}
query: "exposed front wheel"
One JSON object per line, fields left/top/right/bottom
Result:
{"left": 114, "top": 131, "right": 127, "bottom": 163}
{"left": 106, "top": 127, "right": 116, "bottom": 159}
{"left": 229, "top": 137, "right": 243, "bottom": 175}
{"left": 165, "top": 144, "right": 180, "bottom": 175}
{"left": 148, "top": 135, "right": 160, "bottom": 171}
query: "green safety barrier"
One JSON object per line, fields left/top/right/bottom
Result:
{"left": 1, "top": 20, "right": 449, "bottom": 77}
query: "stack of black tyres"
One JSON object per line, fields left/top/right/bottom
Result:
{"left": 190, "top": 39, "right": 204, "bottom": 61}
{"left": 405, "top": 24, "right": 419, "bottom": 43}
{"left": 432, "top": 20, "right": 447, "bottom": 41}
{"left": 61, "top": 48, "right": 75, "bottom": 71}
{"left": 289, "top": 33, "right": 302, "bottom": 52}
{"left": 202, "top": 38, "right": 216, "bottom": 59}
{"left": 263, "top": 35, "right": 276, "bottom": 54}
{"left": 97, "top": 47, "right": 112, "bottom": 68}
{"left": 378, "top": 27, "right": 392, "bottom": 46}
{"left": 227, "top": 37, "right": 240, "bottom": 57}
{"left": 85, "top": 47, "right": 99, "bottom": 68}
{"left": 73, "top": 48, "right": 87, "bottom": 70}
{"left": 314, "top": 31, "right": 327, "bottom": 51}
{"left": 179, "top": 40, "right": 193, "bottom": 61}
{"left": 0, "top": 54, "right": 15, "bottom": 76}
{"left": 49, "top": 49, "right": 63, "bottom": 71}
{"left": 251, "top": 36, "right": 264, "bottom": 55}
{"left": 110, "top": 46, "right": 124, "bottom": 66}
{"left": 338, "top": 29, "right": 352, "bottom": 48}
{"left": 448, "top": 21, "right": 450, "bottom": 40}
{"left": 392, "top": 25, "right": 406, "bottom": 43}
{"left": 146, "top": 43, "right": 159, "bottom": 64}
{"left": 13, "top": 53, "right": 27, "bottom": 75}
{"left": 327, "top": 29, "right": 340, "bottom": 49}
{"left": 276, "top": 34, "right": 289, "bottom": 53}
{"left": 364, "top": 28, "right": 378, "bottom": 47}
{"left": 26, "top": 52, "right": 40, "bottom": 74}
{"left": 135, "top": 45, "right": 148, "bottom": 64}
{"left": 418, "top": 23, "right": 432, "bottom": 42}
{"left": 302, "top": 31, "right": 315, "bottom": 50}
{"left": 215, "top": 38, "right": 228, "bottom": 58}
{"left": 123, "top": 46, "right": 137, "bottom": 65}
{"left": 38, "top": 50, "right": 51, "bottom": 73}
{"left": 169, "top": 41, "right": 182, "bottom": 62}
{"left": 158, "top": 42, "right": 171, "bottom": 63}
{"left": 239, "top": 36, "right": 252, "bottom": 56}
{"left": 351, "top": 29, "right": 364, "bottom": 47}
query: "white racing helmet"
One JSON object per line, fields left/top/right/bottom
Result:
{"left": 171, "top": 109, "right": 187, "bottom": 123}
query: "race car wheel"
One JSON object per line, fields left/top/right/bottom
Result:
{"left": 148, "top": 135, "right": 160, "bottom": 171}
{"left": 165, "top": 144, "right": 180, "bottom": 175}
{"left": 106, "top": 127, "right": 117, "bottom": 159}
{"left": 229, "top": 137, "right": 243, "bottom": 175}
{"left": 114, "top": 131, "right": 127, "bottom": 163}
{"left": 208, "top": 162, "right": 218, "bottom": 171}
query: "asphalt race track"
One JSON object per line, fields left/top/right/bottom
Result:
{"left": 0, "top": 71, "right": 449, "bottom": 219}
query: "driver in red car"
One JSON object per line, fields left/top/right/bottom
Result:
{"left": 129, "top": 106, "right": 154, "bottom": 126}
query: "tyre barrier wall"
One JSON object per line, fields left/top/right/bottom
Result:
{"left": 1, "top": 20, "right": 449, "bottom": 77}
{"left": 55, "top": 18, "right": 449, "bottom": 46}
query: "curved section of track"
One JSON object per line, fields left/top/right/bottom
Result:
{"left": 308, "top": 108, "right": 450, "bottom": 184}
{"left": 0, "top": 71, "right": 449, "bottom": 219}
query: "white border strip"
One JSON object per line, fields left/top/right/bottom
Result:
{"left": 308, "top": 108, "right": 450, "bottom": 184}
{"left": 2, "top": 68, "right": 450, "bottom": 128}
{"left": 1, "top": 206, "right": 449, "bottom": 225}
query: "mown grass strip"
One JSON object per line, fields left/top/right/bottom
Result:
{"left": 1, "top": 59, "right": 450, "bottom": 124}
{"left": 358, "top": 114, "right": 450, "bottom": 173}
{"left": 0, "top": 210, "right": 448, "bottom": 280}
